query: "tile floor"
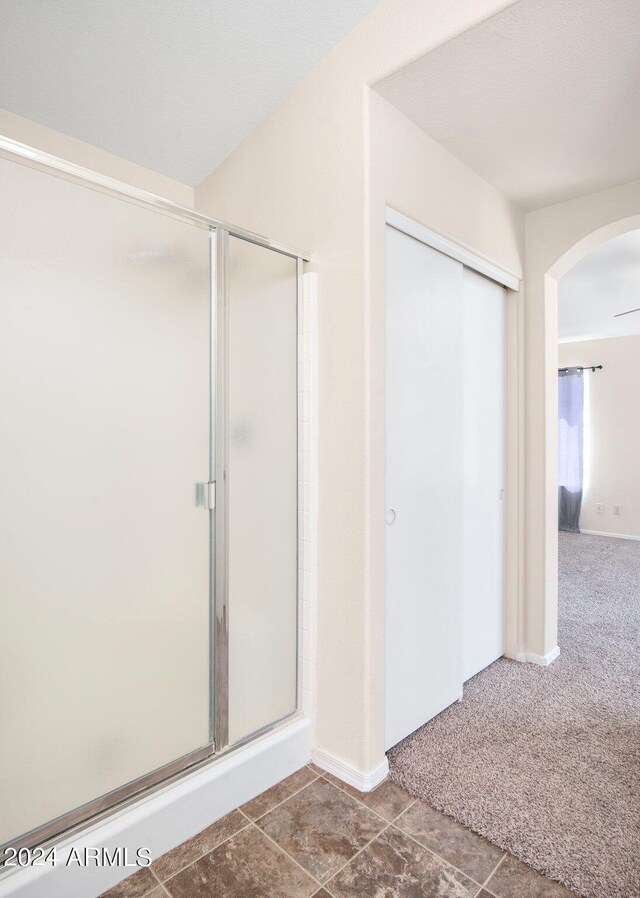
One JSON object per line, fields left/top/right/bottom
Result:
{"left": 100, "top": 764, "right": 575, "bottom": 898}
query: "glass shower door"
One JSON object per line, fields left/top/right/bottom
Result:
{"left": 0, "top": 157, "right": 213, "bottom": 847}
{"left": 216, "top": 235, "right": 299, "bottom": 748}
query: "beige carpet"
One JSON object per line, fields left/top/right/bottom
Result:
{"left": 388, "top": 532, "right": 640, "bottom": 898}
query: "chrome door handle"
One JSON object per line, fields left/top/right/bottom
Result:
{"left": 386, "top": 509, "right": 396, "bottom": 525}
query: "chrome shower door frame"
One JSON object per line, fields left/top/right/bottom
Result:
{"left": 211, "top": 228, "right": 303, "bottom": 754}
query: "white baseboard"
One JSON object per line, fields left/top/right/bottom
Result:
{"left": 516, "top": 646, "right": 560, "bottom": 666}
{"left": 311, "top": 748, "right": 389, "bottom": 793}
{"left": 0, "top": 718, "right": 311, "bottom": 898}
{"left": 580, "top": 529, "right": 640, "bottom": 541}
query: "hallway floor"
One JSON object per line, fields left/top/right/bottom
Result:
{"left": 388, "top": 532, "right": 640, "bottom": 898}
{"left": 101, "top": 763, "right": 573, "bottom": 898}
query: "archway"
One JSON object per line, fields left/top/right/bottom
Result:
{"left": 538, "top": 212, "right": 640, "bottom": 656}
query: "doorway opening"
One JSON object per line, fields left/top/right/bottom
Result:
{"left": 554, "top": 230, "right": 640, "bottom": 810}
{"left": 557, "top": 228, "right": 640, "bottom": 542}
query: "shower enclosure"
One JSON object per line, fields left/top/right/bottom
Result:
{"left": 0, "top": 138, "right": 302, "bottom": 853}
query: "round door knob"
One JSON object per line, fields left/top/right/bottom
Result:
{"left": 498, "top": 489, "right": 504, "bottom": 501}
{"left": 386, "top": 509, "right": 396, "bottom": 525}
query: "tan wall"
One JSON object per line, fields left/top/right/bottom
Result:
{"left": 0, "top": 108, "right": 194, "bottom": 206}
{"left": 525, "top": 179, "right": 640, "bottom": 656}
{"left": 558, "top": 336, "right": 640, "bottom": 539}
{"left": 195, "top": 0, "right": 519, "bottom": 775}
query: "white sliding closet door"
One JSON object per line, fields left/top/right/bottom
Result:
{"left": 462, "top": 268, "right": 506, "bottom": 681}
{"left": 385, "top": 226, "right": 464, "bottom": 751}
{"left": 385, "top": 223, "right": 507, "bottom": 751}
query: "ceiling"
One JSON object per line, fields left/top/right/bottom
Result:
{"left": 375, "top": 0, "right": 640, "bottom": 211}
{"left": 0, "top": 0, "right": 378, "bottom": 186}
{"left": 559, "top": 230, "right": 640, "bottom": 342}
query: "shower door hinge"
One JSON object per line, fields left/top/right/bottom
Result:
{"left": 205, "top": 481, "right": 216, "bottom": 510}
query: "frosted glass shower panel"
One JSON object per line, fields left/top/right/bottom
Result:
{"left": 0, "top": 157, "right": 212, "bottom": 845}
{"left": 226, "top": 236, "right": 298, "bottom": 745}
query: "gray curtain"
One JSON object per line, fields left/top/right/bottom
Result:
{"left": 558, "top": 367, "right": 584, "bottom": 532}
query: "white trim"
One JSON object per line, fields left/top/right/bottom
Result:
{"left": 311, "top": 748, "right": 389, "bottom": 794}
{"left": 516, "top": 646, "right": 560, "bottom": 666}
{"left": 0, "top": 720, "right": 311, "bottom": 898}
{"left": 385, "top": 207, "right": 521, "bottom": 291}
{"left": 580, "top": 529, "right": 640, "bottom": 541}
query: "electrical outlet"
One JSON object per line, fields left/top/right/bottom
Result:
{"left": 595, "top": 502, "right": 604, "bottom": 514}
{"left": 613, "top": 505, "right": 622, "bottom": 516}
